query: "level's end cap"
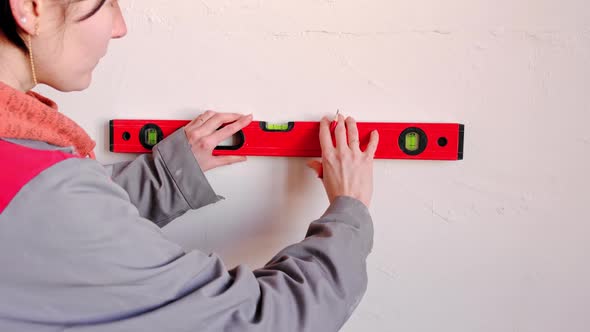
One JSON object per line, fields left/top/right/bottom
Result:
{"left": 458, "top": 124, "right": 465, "bottom": 160}
{"left": 109, "top": 120, "right": 115, "bottom": 152}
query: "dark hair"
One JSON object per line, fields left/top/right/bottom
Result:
{"left": 0, "top": 0, "right": 107, "bottom": 53}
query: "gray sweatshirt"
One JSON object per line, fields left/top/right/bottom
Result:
{"left": 0, "top": 128, "right": 374, "bottom": 332}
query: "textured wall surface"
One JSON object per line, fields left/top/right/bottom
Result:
{"left": 39, "top": 1, "right": 590, "bottom": 331}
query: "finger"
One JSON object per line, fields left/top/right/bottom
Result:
{"left": 197, "top": 110, "right": 216, "bottom": 125}
{"left": 365, "top": 130, "right": 380, "bottom": 157}
{"left": 201, "top": 113, "right": 245, "bottom": 134}
{"left": 335, "top": 114, "right": 347, "bottom": 150}
{"left": 306, "top": 160, "right": 324, "bottom": 178}
{"left": 208, "top": 114, "right": 253, "bottom": 145}
{"left": 345, "top": 116, "right": 360, "bottom": 151}
{"left": 187, "top": 110, "right": 215, "bottom": 129}
{"left": 319, "top": 117, "right": 334, "bottom": 153}
{"left": 210, "top": 155, "right": 248, "bottom": 169}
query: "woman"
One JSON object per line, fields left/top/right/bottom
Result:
{"left": 0, "top": 0, "right": 380, "bottom": 331}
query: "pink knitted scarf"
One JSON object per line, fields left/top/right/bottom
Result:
{"left": 0, "top": 81, "right": 96, "bottom": 158}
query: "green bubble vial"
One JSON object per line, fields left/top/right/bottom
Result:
{"left": 405, "top": 132, "right": 419, "bottom": 151}
{"left": 265, "top": 122, "right": 290, "bottom": 131}
{"left": 146, "top": 128, "right": 159, "bottom": 146}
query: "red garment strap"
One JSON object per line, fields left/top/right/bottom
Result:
{"left": 0, "top": 140, "right": 78, "bottom": 214}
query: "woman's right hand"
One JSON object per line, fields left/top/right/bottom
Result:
{"left": 184, "top": 111, "right": 252, "bottom": 172}
{"left": 307, "top": 114, "right": 379, "bottom": 208}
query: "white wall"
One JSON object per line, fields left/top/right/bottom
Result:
{"left": 39, "top": 1, "right": 590, "bottom": 331}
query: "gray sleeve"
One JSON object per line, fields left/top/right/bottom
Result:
{"left": 103, "top": 128, "right": 222, "bottom": 227}
{"left": 0, "top": 156, "right": 373, "bottom": 332}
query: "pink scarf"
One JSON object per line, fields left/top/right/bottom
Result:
{"left": 0, "top": 81, "right": 96, "bottom": 158}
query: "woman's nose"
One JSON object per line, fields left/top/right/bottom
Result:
{"left": 112, "top": 8, "right": 128, "bottom": 39}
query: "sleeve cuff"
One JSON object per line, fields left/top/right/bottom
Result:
{"left": 322, "top": 196, "right": 371, "bottom": 224}
{"left": 317, "top": 196, "right": 374, "bottom": 256}
{"left": 154, "top": 128, "right": 224, "bottom": 210}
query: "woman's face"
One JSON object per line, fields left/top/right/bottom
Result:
{"left": 33, "top": 0, "right": 127, "bottom": 91}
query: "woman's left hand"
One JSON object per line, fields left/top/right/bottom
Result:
{"left": 184, "top": 111, "right": 253, "bottom": 172}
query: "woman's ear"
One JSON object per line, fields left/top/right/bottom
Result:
{"left": 9, "top": 0, "right": 43, "bottom": 36}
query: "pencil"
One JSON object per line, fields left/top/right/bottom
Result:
{"left": 330, "top": 110, "right": 340, "bottom": 131}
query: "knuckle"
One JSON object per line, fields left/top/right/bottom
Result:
{"left": 323, "top": 150, "right": 336, "bottom": 160}
{"left": 189, "top": 131, "right": 201, "bottom": 142}
{"left": 205, "top": 138, "right": 218, "bottom": 149}
{"left": 323, "top": 157, "right": 337, "bottom": 168}
{"left": 335, "top": 150, "right": 351, "bottom": 162}
{"left": 197, "top": 140, "right": 208, "bottom": 150}
{"left": 198, "top": 138, "right": 214, "bottom": 150}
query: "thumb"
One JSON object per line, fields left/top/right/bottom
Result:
{"left": 306, "top": 160, "right": 323, "bottom": 179}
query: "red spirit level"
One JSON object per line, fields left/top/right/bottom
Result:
{"left": 109, "top": 119, "right": 464, "bottom": 160}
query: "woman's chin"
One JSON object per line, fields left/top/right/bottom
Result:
{"left": 53, "top": 74, "right": 93, "bottom": 92}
